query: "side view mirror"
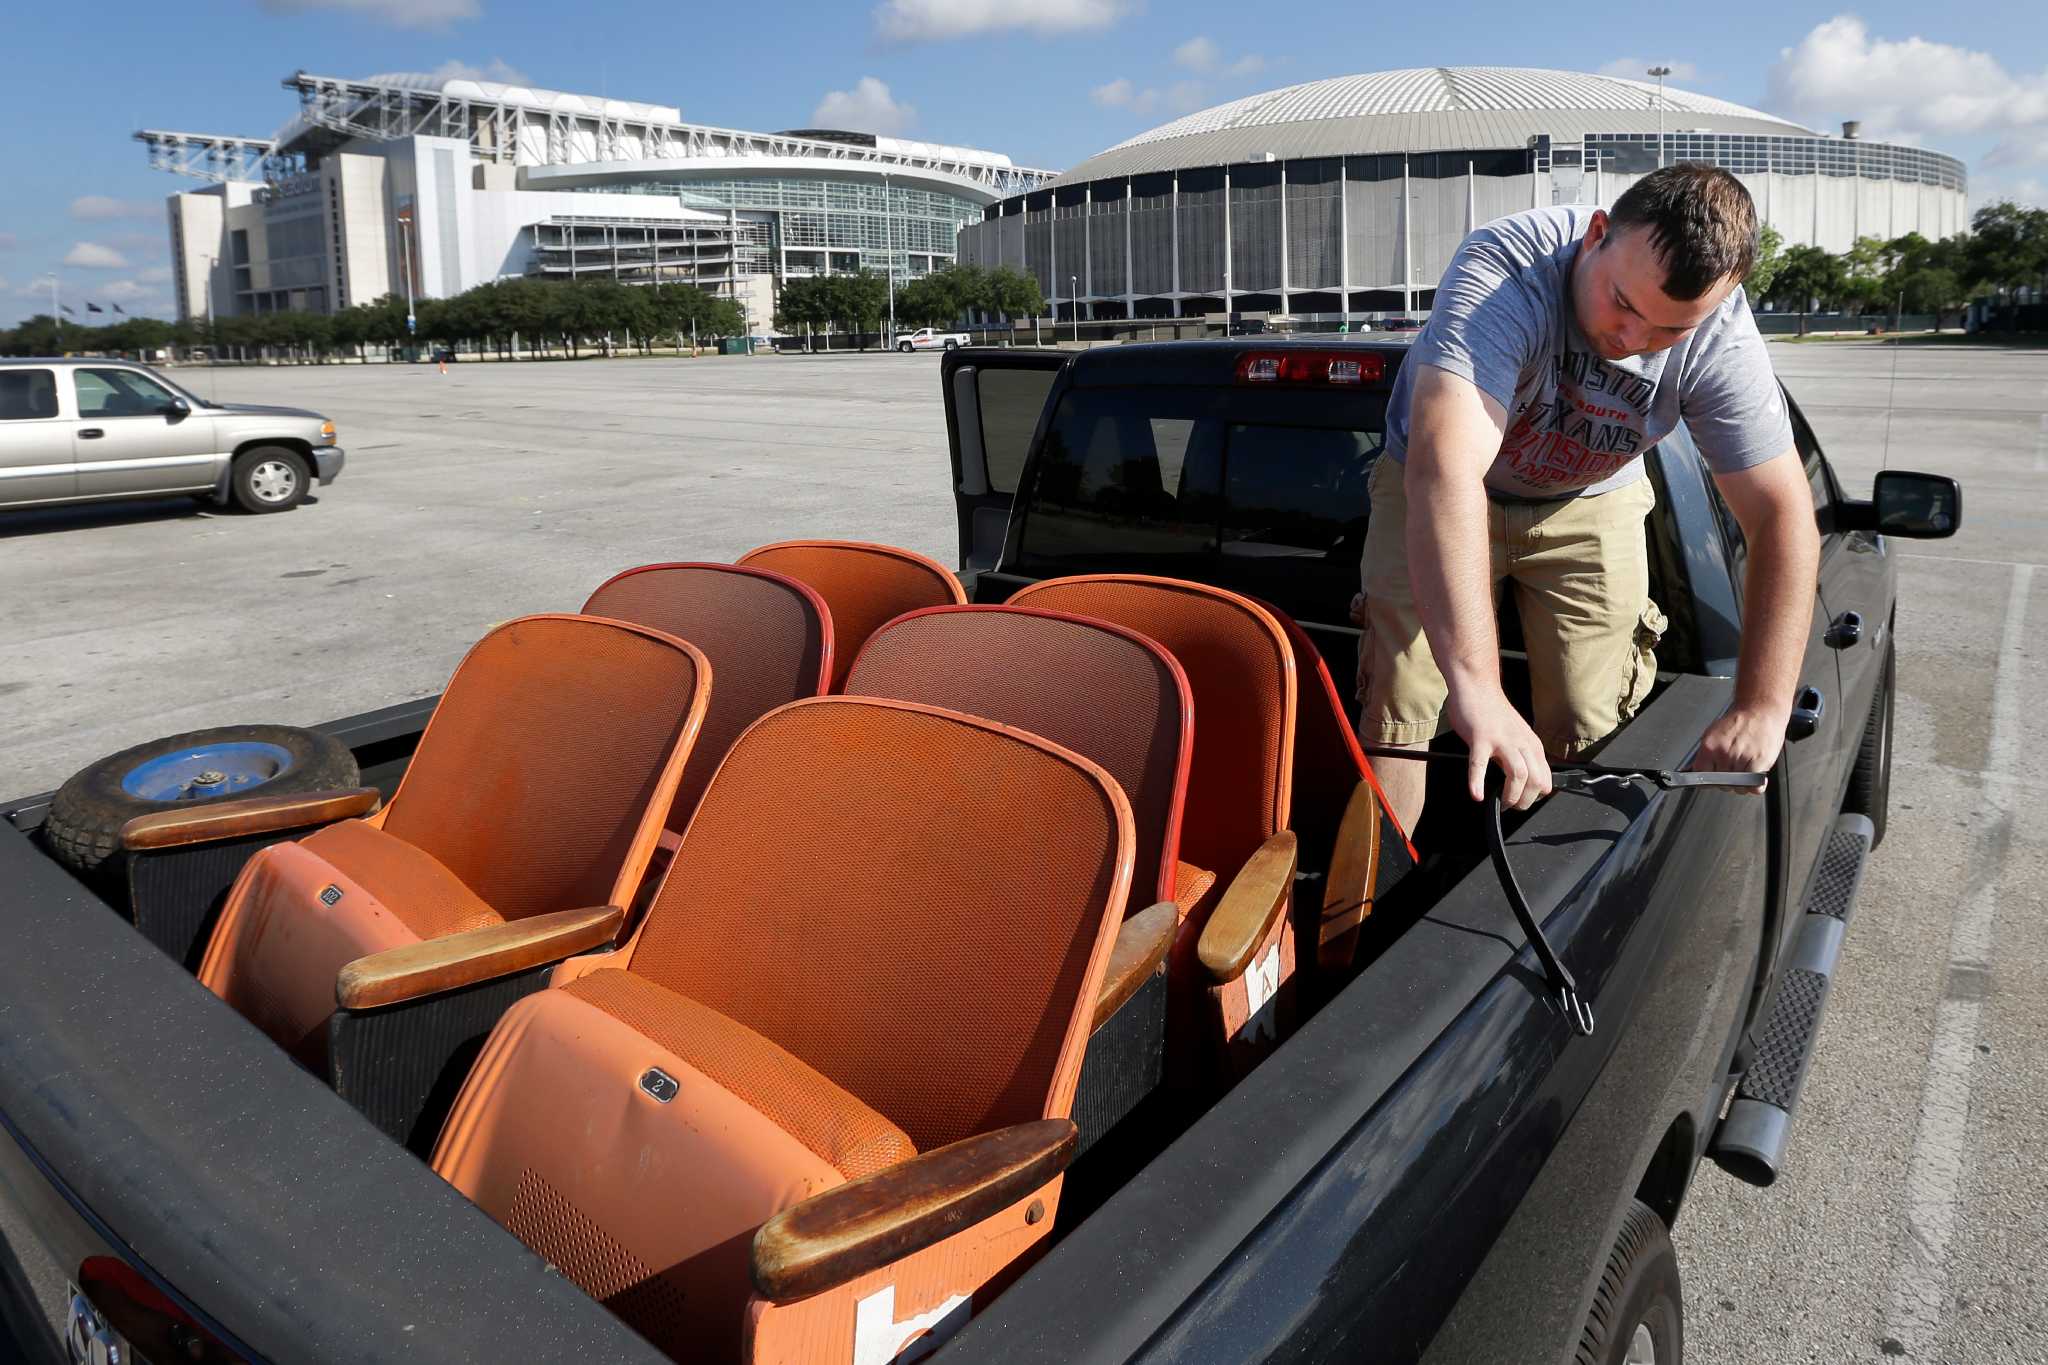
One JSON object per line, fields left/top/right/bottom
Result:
{"left": 161, "top": 397, "right": 191, "bottom": 420}
{"left": 1857, "top": 470, "right": 1961, "bottom": 539}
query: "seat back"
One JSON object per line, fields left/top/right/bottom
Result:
{"left": 621, "top": 696, "right": 1134, "bottom": 1151}
{"left": 1256, "top": 602, "right": 1416, "bottom": 867}
{"left": 379, "top": 614, "right": 710, "bottom": 921}
{"left": 583, "top": 563, "right": 831, "bottom": 828}
{"left": 735, "top": 540, "right": 965, "bottom": 690}
{"left": 845, "top": 605, "right": 1190, "bottom": 908}
{"left": 1007, "top": 575, "right": 1295, "bottom": 877}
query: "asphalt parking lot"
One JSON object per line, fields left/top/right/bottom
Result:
{"left": 3, "top": 340, "right": 2044, "bottom": 1363}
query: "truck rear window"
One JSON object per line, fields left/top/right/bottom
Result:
{"left": 1016, "top": 387, "right": 1388, "bottom": 624}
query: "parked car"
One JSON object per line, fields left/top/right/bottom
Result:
{"left": 0, "top": 338, "right": 1959, "bottom": 1365}
{"left": 898, "top": 327, "right": 969, "bottom": 352}
{"left": 1379, "top": 316, "right": 1425, "bottom": 331}
{"left": 0, "top": 358, "right": 342, "bottom": 514}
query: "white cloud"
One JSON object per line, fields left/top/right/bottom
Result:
{"left": 1597, "top": 58, "right": 1699, "bottom": 85}
{"left": 1173, "top": 37, "right": 1220, "bottom": 73}
{"left": 64, "top": 243, "right": 130, "bottom": 269}
{"left": 1172, "top": 35, "right": 1265, "bottom": 79}
{"left": 1091, "top": 78, "right": 1158, "bottom": 115}
{"left": 875, "top": 0, "right": 1131, "bottom": 43}
{"left": 1767, "top": 16, "right": 2048, "bottom": 166}
{"left": 69, "top": 196, "right": 156, "bottom": 222}
{"left": 425, "top": 57, "right": 531, "bottom": 85}
{"left": 257, "top": 0, "right": 478, "bottom": 30}
{"left": 99, "top": 280, "right": 163, "bottom": 302}
{"left": 810, "top": 77, "right": 916, "bottom": 136}
{"left": 136, "top": 266, "right": 173, "bottom": 285}
{"left": 1091, "top": 75, "right": 1212, "bottom": 120}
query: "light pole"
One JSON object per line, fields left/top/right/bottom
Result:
{"left": 198, "top": 254, "right": 219, "bottom": 363}
{"left": 36, "top": 275, "right": 60, "bottom": 352}
{"left": 1070, "top": 274, "right": 1079, "bottom": 341}
{"left": 397, "top": 211, "right": 417, "bottom": 354}
{"left": 883, "top": 171, "right": 896, "bottom": 348}
{"left": 1648, "top": 66, "right": 1672, "bottom": 169}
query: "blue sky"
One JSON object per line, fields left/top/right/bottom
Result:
{"left": 3, "top": 0, "right": 2045, "bottom": 326}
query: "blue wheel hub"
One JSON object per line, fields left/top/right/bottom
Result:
{"left": 122, "top": 742, "right": 296, "bottom": 802}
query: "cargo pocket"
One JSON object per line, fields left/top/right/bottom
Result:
{"left": 1618, "top": 599, "right": 1667, "bottom": 723}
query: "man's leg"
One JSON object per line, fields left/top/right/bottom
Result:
{"left": 1512, "top": 477, "right": 1659, "bottom": 759}
{"left": 1357, "top": 457, "right": 1452, "bottom": 839}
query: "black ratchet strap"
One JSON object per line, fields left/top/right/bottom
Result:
{"left": 1358, "top": 746, "right": 1766, "bottom": 1039}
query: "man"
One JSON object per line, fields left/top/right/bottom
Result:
{"left": 1358, "top": 164, "right": 1819, "bottom": 835}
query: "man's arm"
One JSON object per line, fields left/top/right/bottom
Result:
{"left": 1701, "top": 449, "right": 1820, "bottom": 781}
{"left": 1404, "top": 363, "right": 1552, "bottom": 809}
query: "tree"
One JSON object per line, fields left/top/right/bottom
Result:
{"left": 774, "top": 275, "right": 830, "bottom": 349}
{"left": 985, "top": 266, "right": 1045, "bottom": 323}
{"left": 1840, "top": 235, "right": 1892, "bottom": 315}
{"left": 1767, "top": 245, "right": 1847, "bottom": 315}
{"left": 1964, "top": 201, "right": 2048, "bottom": 298}
{"left": 1897, "top": 267, "right": 1965, "bottom": 330}
{"left": 1743, "top": 224, "right": 1784, "bottom": 303}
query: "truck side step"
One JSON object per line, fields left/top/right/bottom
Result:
{"left": 1709, "top": 814, "right": 1875, "bottom": 1187}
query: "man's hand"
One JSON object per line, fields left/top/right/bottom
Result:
{"left": 1447, "top": 685, "right": 1553, "bottom": 809}
{"left": 1694, "top": 704, "right": 1784, "bottom": 793}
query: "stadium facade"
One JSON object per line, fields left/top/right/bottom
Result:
{"left": 954, "top": 67, "right": 1970, "bottom": 320}
{"left": 144, "top": 71, "right": 1054, "bottom": 328}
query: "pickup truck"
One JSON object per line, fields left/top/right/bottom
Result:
{"left": 0, "top": 337, "right": 1959, "bottom": 1364}
{"left": 898, "top": 327, "right": 970, "bottom": 353}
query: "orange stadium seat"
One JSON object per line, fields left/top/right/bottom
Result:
{"left": 195, "top": 615, "right": 710, "bottom": 1069}
{"left": 736, "top": 540, "right": 966, "bottom": 690}
{"left": 1007, "top": 575, "right": 1300, "bottom": 1080}
{"left": 582, "top": 562, "right": 832, "bottom": 834}
{"left": 429, "top": 696, "right": 1133, "bottom": 1362}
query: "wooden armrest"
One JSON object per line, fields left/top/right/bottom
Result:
{"left": 121, "top": 786, "right": 381, "bottom": 853}
{"left": 1092, "top": 901, "right": 1176, "bottom": 1032}
{"left": 751, "top": 1119, "right": 1076, "bottom": 1304}
{"left": 335, "top": 904, "right": 625, "bottom": 1010}
{"left": 1195, "top": 831, "right": 1298, "bottom": 982}
{"left": 1317, "top": 780, "right": 1384, "bottom": 968}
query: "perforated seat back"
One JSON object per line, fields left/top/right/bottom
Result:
{"left": 624, "top": 696, "right": 1134, "bottom": 1151}
{"left": 845, "top": 605, "right": 1190, "bottom": 907}
{"left": 1008, "top": 575, "right": 1295, "bottom": 876}
{"left": 736, "top": 540, "right": 966, "bottom": 691}
{"left": 1253, "top": 601, "right": 1414, "bottom": 866}
{"left": 583, "top": 563, "right": 831, "bottom": 828}
{"left": 379, "top": 615, "right": 710, "bottom": 921}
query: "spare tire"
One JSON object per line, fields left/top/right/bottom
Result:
{"left": 43, "top": 724, "right": 360, "bottom": 875}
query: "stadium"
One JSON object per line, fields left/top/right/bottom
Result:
{"left": 142, "top": 71, "right": 1054, "bottom": 327}
{"left": 953, "top": 66, "right": 1970, "bottom": 321}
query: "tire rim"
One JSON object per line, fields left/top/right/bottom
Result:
{"left": 249, "top": 460, "right": 300, "bottom": 503}
{"left": 1625, "top": 1323, "right": 1656, "bottom": 1365}
{"left": 121, "top": 741, "right": 296, "bottom": 801}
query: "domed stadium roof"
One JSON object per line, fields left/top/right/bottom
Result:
{"left": 1053, "top": 67, "right": 1817, "bottom": 184}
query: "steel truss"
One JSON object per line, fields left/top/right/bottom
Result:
{"left": 133, "top": 130, "right": 299, "bottom": 184}
{"left": 276, "top": 71, "right": 1055, "bottom": 199}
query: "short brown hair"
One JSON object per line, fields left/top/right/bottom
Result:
{"left": 1608, "top": 164, "right": 1759, "bottom": 300}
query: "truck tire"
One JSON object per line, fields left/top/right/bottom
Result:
{"left": 43, "top": 724, "right": 359, "bottom": 876}
{"left": 231, "top": 447, "right": 310, "bottom": 513}
{"left": 943, "top": 339, "right": 959, "bottom": 349}
{"left": 898, "top": 341, "right": 914, "bottom": 353}
{"left": 1844, "top": 629, "right": 1894, "bottom": 848}
{"left": 1575, "top": 1200, "right": 1682, "bottom": 1365}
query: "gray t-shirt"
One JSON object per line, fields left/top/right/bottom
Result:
{"left": 1385, "top": 206, "right": 1792, "bottom": 500}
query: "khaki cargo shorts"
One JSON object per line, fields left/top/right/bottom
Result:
{"left": 1354, "top": 457, "right": 1666, "bottom": 758}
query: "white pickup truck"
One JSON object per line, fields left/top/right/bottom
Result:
{"left": 897, "top": 327, "right": 969, "bottom": 352}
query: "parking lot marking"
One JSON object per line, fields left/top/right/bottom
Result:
{"left": 2036, "top": 413, "right": 2046, "bottom": 473}
{"left": 1883, "top": 562, "right": 2031, "bottom": 1357}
